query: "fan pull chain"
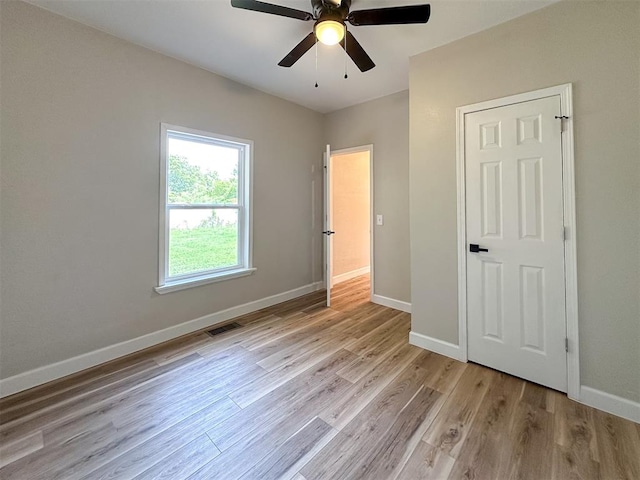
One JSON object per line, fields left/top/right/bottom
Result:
{"left": 343, "top": 26, "right": 348, "bottom": 79}
{"left": 315, "top": 37, "right": 319, "bottom": 88}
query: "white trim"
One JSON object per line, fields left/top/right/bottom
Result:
{"left": 559, "top": 86, "right": 579, "bottom": 400}
{"left": 455, "top": 84, "right": 578, "bottom": 396}
{"left": 329, "top": 145, "right": 374, "bottom": 156}
{"left": 455, "top": 84, "right": 572, "bottom": 114}
{"left": 329, "top": 144, "right": 375, "bottom": 303}
{"left": 409, "top": 331, "right": 464, "bottom": 362}
{"left": 455, "top": 101, "right": 469, "bottom": 363}
{"left": 154, "top": 267, "right": 257, "bottom": 294}
{"left": 324, "top": 145, "right": 331, "bottom": 305}
{"left": 371, "top": 294, "right": 411, "bottom": 314}
{"left": 0, "top": 282, "right": 323, "bottom": 398}
{"left": 579, "top": 386, "right": 640, "bottom": 424}
{"left": 332, "top": 266, "right": 370, "bottom": 285}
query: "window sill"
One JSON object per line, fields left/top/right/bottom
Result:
{"left": 154, "top": 268, "right": 257, "bottom": 295}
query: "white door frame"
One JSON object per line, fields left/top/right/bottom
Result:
{"left": 324, "top": 145, "right": 332, "bottom": 306}
{"left": 329, "top": 144, "right": 374, "bottom": 302}
{"left": 456, "top": 84, "right": 579, "bottom": 400}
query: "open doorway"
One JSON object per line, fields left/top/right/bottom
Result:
{"left": 328, "top": 145, "right": 373, "bottom": 307}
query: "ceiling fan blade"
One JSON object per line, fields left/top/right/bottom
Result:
{"left": 231, "top": 0, "right": 313, "bottom": 21}
{"left": 278, "top": 32, "right": 316, "bottom": 67}
{"left": 340, "top": 31, "right": 375, "bottom": 72}
{"left": 348, "top": 4, "right": 431, "bottom": 26}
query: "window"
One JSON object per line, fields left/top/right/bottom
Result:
{"left": 155, "top": 124, "right": 254, "bottom": 294}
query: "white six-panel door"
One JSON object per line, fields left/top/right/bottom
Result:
{"left": 465, "top": 96, "right": 567, "bottom": 392}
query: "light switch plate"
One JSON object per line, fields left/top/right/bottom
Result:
{"left": 376, "top": 214, "right": 383, "bottom": 226}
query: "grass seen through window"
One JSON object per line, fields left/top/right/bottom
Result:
{"left": 169, "top": 223, "right": 238, "bottom": 277}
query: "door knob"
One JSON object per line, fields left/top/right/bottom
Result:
{"left": 469, "top": 244, "right": 488, "bottom": 253}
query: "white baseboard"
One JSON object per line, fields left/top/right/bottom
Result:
{"left": 0, "top": 281, "right": 323, "bottom": 398}
{"left": 371, "top": 294, "right": 411, "bottom": 313}
{"left": 579, "top": 386, "right": 640, "bottom": 423}
{"left": 409, "top": 331, "right": 465, "bottom": 362}
{"left": 332, "top": 266, "right": 370, "bottom": 285}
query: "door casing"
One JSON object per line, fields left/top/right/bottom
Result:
{"left": 327, "top": 144, "right": 374, "bottom": 303}
{"left": 456, "top": 84, "right": 579, "bottom": 400}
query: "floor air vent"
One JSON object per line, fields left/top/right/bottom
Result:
{"left": 206, "top": 322, "right": 242, "bottom": 337}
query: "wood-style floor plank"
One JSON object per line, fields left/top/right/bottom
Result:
{"left": 238, "top": 417, "right": 334, "bottom": 480}
{"left": 0, "top": 359, "right": 160, "bottom": 425}
{"left": 349, "top": 384, "right": 442, "bottom": 479}
{"left": 132, "top": 434, "right": 219, "bottom": 480}
{"left": 324, "top": 343, "right": 422, "bottom": 430}
{"left": 552, "top": 394, "right": 602, "bottom": 479}
{"left": 226, "top": 343, "right": 357, "bottom": 409}
{"left": 212, "top": 349, "right": 357, "bottom": 451}
{"left": 444, "top": 372, "right": 523, "bottom": 479}
{"left": 0, "top": 430, "right": 43, "bottom": 469}
{"left": 78, "top": 396, "right": 236, "bottom": 480}
{"left": 419, "top": 351, "right": 467, "bottom": 395}
{"left": 0, "top": 353, "right": 200, "bottom": 444}
{"left": 504, "top": 397, "right": 555, "bottom": 479}
{"left": 1, "top": 274, "right": 638, "bottom": 480}
{"left": 395, "top": 440, "right": 456, "bottom": 480}
{"left": 1, "top": 354, "right": 251, "bottom": 480}
{"left": 189, "top": 377, "right": 353, "bottom": 479}
{"left": 592, "top": 408, "right": 640, "bottom": 480}
{"left": 301, "top": 356, "right": 442, "bottom": 480}
{"left": 421, "top": 363, "right": 494, "bottom": 458}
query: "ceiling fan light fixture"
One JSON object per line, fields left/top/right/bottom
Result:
{"left": 315, "top": 20, "right": 345, "bottom": 45}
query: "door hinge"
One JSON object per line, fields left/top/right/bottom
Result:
{"left": 565, "top": 337, "right": 569, "bottom": 352}
{"left": 562, "top": 226, "right": 567, "bottom": 241}
{"left": 555, "top": 115, "right": 569, "bottom": 132}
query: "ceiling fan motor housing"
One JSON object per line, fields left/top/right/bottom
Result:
{"left": 312, "top": 0, "right": 351, "bottom": 22}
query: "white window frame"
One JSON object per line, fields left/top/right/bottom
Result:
{"left": 155, "top": 123, "right": 255, "bottom": 294}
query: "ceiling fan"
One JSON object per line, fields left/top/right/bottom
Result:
{"left": 230, "top": 0, "right": 431, "bottom": 72}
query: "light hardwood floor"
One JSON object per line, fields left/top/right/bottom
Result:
{"left": 1, "top": 275, "right": 639, "bottom": 479}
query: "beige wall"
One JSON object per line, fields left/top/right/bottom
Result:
{"left": 409, "top": 1, "right": 640, "bottom": 401}
{"left": 0, "top": 2, "right": 324, "bottom": 379}
{"left": 325, "top": 91, "right": 411, "bottom": 303}
{"left": 331, "top": 151, "right": 370, "bottom": 279}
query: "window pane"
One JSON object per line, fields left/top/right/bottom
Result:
{"left": 168, "top": 136, "right": 239, "bottom": 205}
{"left": 168, "top": 208, "right": 239, "bottom": 277}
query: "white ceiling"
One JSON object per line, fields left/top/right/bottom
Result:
{"left": 28, "top": 0, "right": 556, "bottom": 113}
